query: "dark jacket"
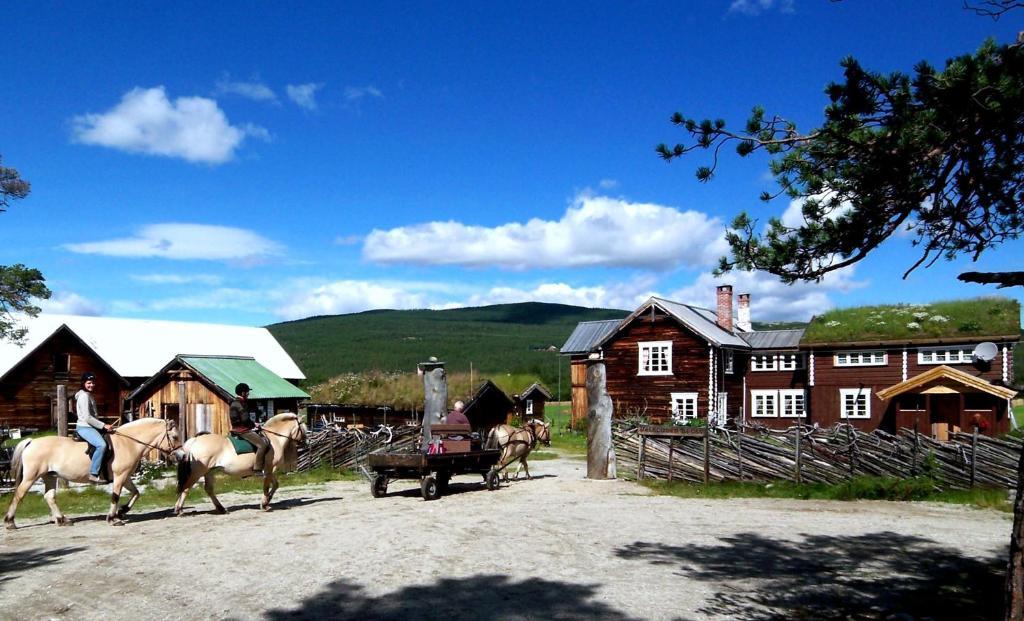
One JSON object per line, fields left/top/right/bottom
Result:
{"left": 229, "top": 398, "right": 255, "bottom": 432}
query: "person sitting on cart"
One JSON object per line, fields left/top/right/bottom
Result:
{"left": 230, "top": 383, "right": 270, "bottom": 475}
{"left": 446, "top": 400, "right": 470, "bottom": 426}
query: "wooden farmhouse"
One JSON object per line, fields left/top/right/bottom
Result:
{"left": 562, "top": 287, "right": 1019, "bottom": 437}
{"left": 127, "top": 355, "right": 310, "bottom": 437}
{"left": 0, "top": 314, "right": 305, "bottom": 437}
{"left": 512, "top": 382, "right": 552, "bottom": 421}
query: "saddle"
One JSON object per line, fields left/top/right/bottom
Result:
{"left": 228, "top": 432, "right": 257, "bottom": 455}
{"left": 72, "top": 430, "right": 114, "bottom": 482}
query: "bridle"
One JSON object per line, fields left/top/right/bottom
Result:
{"left": 112, "top": 419, "right": 182, "bottom": 457}
{"left": 258, "top": 419, "right": 307, "bottom": 446}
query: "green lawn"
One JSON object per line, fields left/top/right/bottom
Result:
{"left": 546, "top": 402, "right": 587, "bottom": 455}
{"left": 1014, "top": 404, "right": 1023, "bottom": 429}
{"left": 2, "top": 463, "right": 360, "bottom": 521}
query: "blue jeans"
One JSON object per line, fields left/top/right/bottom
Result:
{"left": 77, "top": 425, "right": 106, "bottom": 476}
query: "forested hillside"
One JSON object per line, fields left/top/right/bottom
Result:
{"left": 267, "top": 302, "right": 628, "bottom": 394}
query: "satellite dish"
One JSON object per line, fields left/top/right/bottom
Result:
{"left": 972, "top": 342, "right": 998, "bottom": 363}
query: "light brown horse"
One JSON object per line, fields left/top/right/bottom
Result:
{"left": 4, "top": 418, "right": 181, "bottom": 529}
{"left": 173, "top": 413, "right": 306, "bottom": 515}
{"left": 486, "top": 419, "right": 551, "bottom": 481}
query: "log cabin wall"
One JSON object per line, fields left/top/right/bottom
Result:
{"left": 131, "top": 372, "right": 231, "bottom": 437}
{"left": 603, "top": 311, "right": 711, "bottom": 423}
{"left": 744, "top": 355, "right": 809, "bottom": 430}
{"left": 0, "top": 329, "right": 122, "bottom": 429}
{"left": 569, "top": 358, "right": 588, "bottom": 426}
{"left": 721, "top": 350, "right": 747, "bottom": 423}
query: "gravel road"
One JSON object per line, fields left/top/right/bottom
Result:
{"left": 0, "top": 453, "right": 1012, "bottom": 620}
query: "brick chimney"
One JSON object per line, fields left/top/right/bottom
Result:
{"left": 716, "top": 285, "right": 733, "bottom": 332}
{"left": 737, "top": 293, "right": 752, "bottom": 331}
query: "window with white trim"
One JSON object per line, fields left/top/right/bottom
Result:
{"left": 751, "top": 390, "right": 778, "bottom": 417}
{"left": 724, "top": 350, "right": 735, "bottom": 374}
{"left": 779, "top": 389, "right": 806, "bottom": 418}
{"left": 638, "top": 341, "right": 672, "bottom": 375}
{"left": 670, "top": 392, "right": 698, "bottom": 422}
{"left": 840, "top": 388, "right": 871, "bottom": 419}
{"left": 525, "top": 399, "right": 534, "bottom": 416}
{"left": 834, "top": 351, "right": 887, "bottom": 367}
{"left": 751, "top": 353, "right": 805, "bottom": 371}
{"left": 917, "top": 346, "right": 973, "bottom": 365}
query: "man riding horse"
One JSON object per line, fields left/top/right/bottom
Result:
{"left": 230, "top": 382, "right": 270, "bottom": 475}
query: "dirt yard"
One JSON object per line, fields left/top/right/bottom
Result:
{"left": 0, "top": 453, "right": 1013, "bottom": 621}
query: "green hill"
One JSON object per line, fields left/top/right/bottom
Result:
{"left": 267, "top": 302, "right": 629, "bottom": 395}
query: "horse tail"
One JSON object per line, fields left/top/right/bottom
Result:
{"left": 9, "top": 439, "right": 31, "bottom": 488}
{"left": 176, "top": 454, "right": 194, "bottom": 494}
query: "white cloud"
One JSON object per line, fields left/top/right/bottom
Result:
{"left": 276, "top": 280, "right": 432, "bottom": 319}
{"left": 334, "top": 234, "right": 363, "bottom": 246}
{"left": 114, "top": 288, "right": 262, "bottom": 313}
{"left": 214, "top": 76, "right": 277, "bottom": 102}
{"left": 598, "top": 179, "right": 619, "bottom": 190}
{"left": 63, "top": 223, "right": 285, "bottom": 262}
{"left": 344, "top": 85, "right": 384, "bottom": 102}
{"left": 39, "top": 291, "right": 104, "bottom": 316}
{"left": 729, "top": 0, "right": 794, "bottom": 16}
{"left": 667, "top": 267, "right": 865, "bottom": 322}
{"left": 71, "top": 87, "right": 267, "bottom": 164}
{"left": 286, "top": 83, "right": 324, "bottom": 110}
{"left": 130, "top": 273, "right": 224, "bottom": 286}
{"left": 363, "top": 193, "right": 728, "bottom": 270}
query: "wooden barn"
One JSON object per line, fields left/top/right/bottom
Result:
{"left": 126, "top": 355, "right": 309, "bottom": 439}
{"left": 0, "top": 324, "right": 125, "bottom": 430}
{"left": 462, "top": 379, "right": 514, "bottom": 434}
{"left": 0, "top": 313, "right": 305, "bottom": 431}
{"left": 513, "top": 382, "right": 552, "bottom": 421}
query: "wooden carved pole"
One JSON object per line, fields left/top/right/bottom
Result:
{"left": 419, "top": 358, "right": 447, "bottom": 449}
{"left": 585, "top": 358, "right": 614, "bottom": 479}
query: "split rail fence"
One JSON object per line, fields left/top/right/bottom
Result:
{"left": 296, "top": 425, "right": 418, "bottom": 473}
{"left": 614, "top": 423, "right": 1022, "bottom": 490}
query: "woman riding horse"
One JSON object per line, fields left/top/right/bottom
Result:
{"left": 4, "top": 417, "right": 181, "bottom": 529}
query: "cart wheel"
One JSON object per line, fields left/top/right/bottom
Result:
{"left": 370, "top": 475, "right": 388, "bottom": 498}
{"left": 421, "top": 475, "right": 441, "bottom": 501}
{"left": 485, "top": 468, "right": 500, "bottom": 491}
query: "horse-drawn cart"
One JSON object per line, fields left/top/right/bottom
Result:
{"left": 366, "top": 424, "right": 501, "bottom": 500}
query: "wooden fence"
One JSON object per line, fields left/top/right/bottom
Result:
{"left": 614, "top": 422, "right": 1022, "bottom": 490}
{"left": 296, "top": 425, "right": 419, "bottom": 473}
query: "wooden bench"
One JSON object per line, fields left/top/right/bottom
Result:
{"left": 430, "top": 424, "right": 473, "bottom": 453}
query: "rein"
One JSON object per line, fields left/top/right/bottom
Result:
{"left": 259, "top": 423, "right": 305, "bottom": 445}
{"left": 112, "top": 421, "right": 181, "bottom": 456}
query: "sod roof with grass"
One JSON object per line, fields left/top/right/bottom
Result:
{"left": 801, "top": 297, "right": 1021, "bottom": 345}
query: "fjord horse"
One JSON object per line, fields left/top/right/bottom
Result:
{"left": 174, "top": 413, "right": 306, "bottom": 515}
{"left": 4, "top": 418, "right": 181, "bottom": 529}
{"left": 486, "top": 418, "right": 551, "bottom": 481}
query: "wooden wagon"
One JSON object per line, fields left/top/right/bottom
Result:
{"left": 366, "top": 424, "right": 501, "bottom": 500}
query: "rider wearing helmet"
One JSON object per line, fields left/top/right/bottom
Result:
{"left": 229, "top": 382, "right": 270, "bottom": 475}
{"left": 75, "top": 372, "right": 113, "bottom": 483}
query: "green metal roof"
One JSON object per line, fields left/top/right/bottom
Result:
{"left": 179, "top": 356, "right": 310, "bottom": 400}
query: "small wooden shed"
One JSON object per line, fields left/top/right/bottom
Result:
{"left": 513, "top": 382, "right": 553, "bottom": 421}
{"left": 127, "top": 355, "right": 309, "bottom": 440}
{"left": 462, "top": 379, "right": 514, "bottom": 434}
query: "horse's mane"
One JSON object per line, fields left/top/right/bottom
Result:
{"left": 264, "top": 413, "right": 300, "bottom": 426}
{"left": 118, "top": 417, "right": 167, "bottom": 430}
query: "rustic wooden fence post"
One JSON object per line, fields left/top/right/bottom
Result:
{"left": 702, "top": 424, "right": 710, "bottom": 485}
{"left": 737, "top": 424, "right": 744, "bottom": 480}
{"left": 970, "top": 426, "right": 978, "bottom": 489}
{"left": 912, "top": 422, "right": 919, "bottom": 476}
{"left": 177, "top": 380, "right": 188, "bottom": 441}
{"left": 794, "top": 422, "right": 802, "bottom": 484}
{"left": 637, "top": 434, "right": 646, "bottom": 481}
{"left": 846, "top": 425, "right": 855, "bottom": 479}
{"left": 585, "top": 358, "right": 615, "bottom": 479}
{"left": 668, "top": 438, "right": 675, "bottom": 483}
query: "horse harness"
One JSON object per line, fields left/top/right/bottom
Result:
{"left": 111, "top": 419, "right": 182, "bottom": 458}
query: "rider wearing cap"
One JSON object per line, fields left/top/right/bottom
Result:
{"left": 75, "top": 372, "right": 113, "bottom": 483}
{"left": 229, "top": 383, "right": 270, "bottom": 475}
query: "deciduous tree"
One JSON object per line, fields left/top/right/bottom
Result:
{"left": 0, "top": 156, "right": 50, "bottom": 344}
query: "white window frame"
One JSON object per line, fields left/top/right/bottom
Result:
{"left": 670, "top": 392, "right": 698, "bottom": 422}
{"left": 839, "top": 388, "right": 871, "bottom": 419}
{"left": 751, "top": 389, "right": 778, "bottom": 418}
{"left": 751, "top": 353, "right": 805, "bottom": 371}
{"left": 917, "top": 346, "right": 973, "bottom": 365}
{"left": 525, "top": 399, "right": 534, "bottom": 416}
{"left": 723, "top": 349, "right": 735, "bottom": 374}
{"left": 777, "top": 353, "right": 805, "bottom": 371}
{"left": 638, "top": 341, "right": 673, "bottom": 376}
{"left": 750, "top": 354, "right": 777, "bottom": 372}
{"left": 834, "top": 351, "right": 887, "bottom": 367}
{"left": 779, "top": 389, "right": 806, "bottom": 418}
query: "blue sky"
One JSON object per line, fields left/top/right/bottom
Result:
{"left": 2, "top": 1, "right": 1022, "bottom": 327}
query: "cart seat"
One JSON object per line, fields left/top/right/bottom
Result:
{"left": 430, "top": 424, "right": 474, "bottom": 453}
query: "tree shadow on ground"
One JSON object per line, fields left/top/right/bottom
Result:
{"left": 615, "top": 531, "right": 1005, "bottom": 621}
{"left": 0, "top": 547, "right": 85, "bottom": 590}
{"left": 262, "top": 574, "right": 641, "bottom": 621}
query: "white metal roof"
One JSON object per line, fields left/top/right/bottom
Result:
{"left": 0, "top": 313, "right": 305, "bottom": 381}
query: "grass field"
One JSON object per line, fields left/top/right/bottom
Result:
{"left": 1, "top": 463, "right": 360, "bottom": 521}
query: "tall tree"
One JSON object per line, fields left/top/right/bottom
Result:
{"left": 657, "top": 36, "right": 1024, "bottom": 621}
{"left": 0, "top": 156, "right": 50, "bottom": 344}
